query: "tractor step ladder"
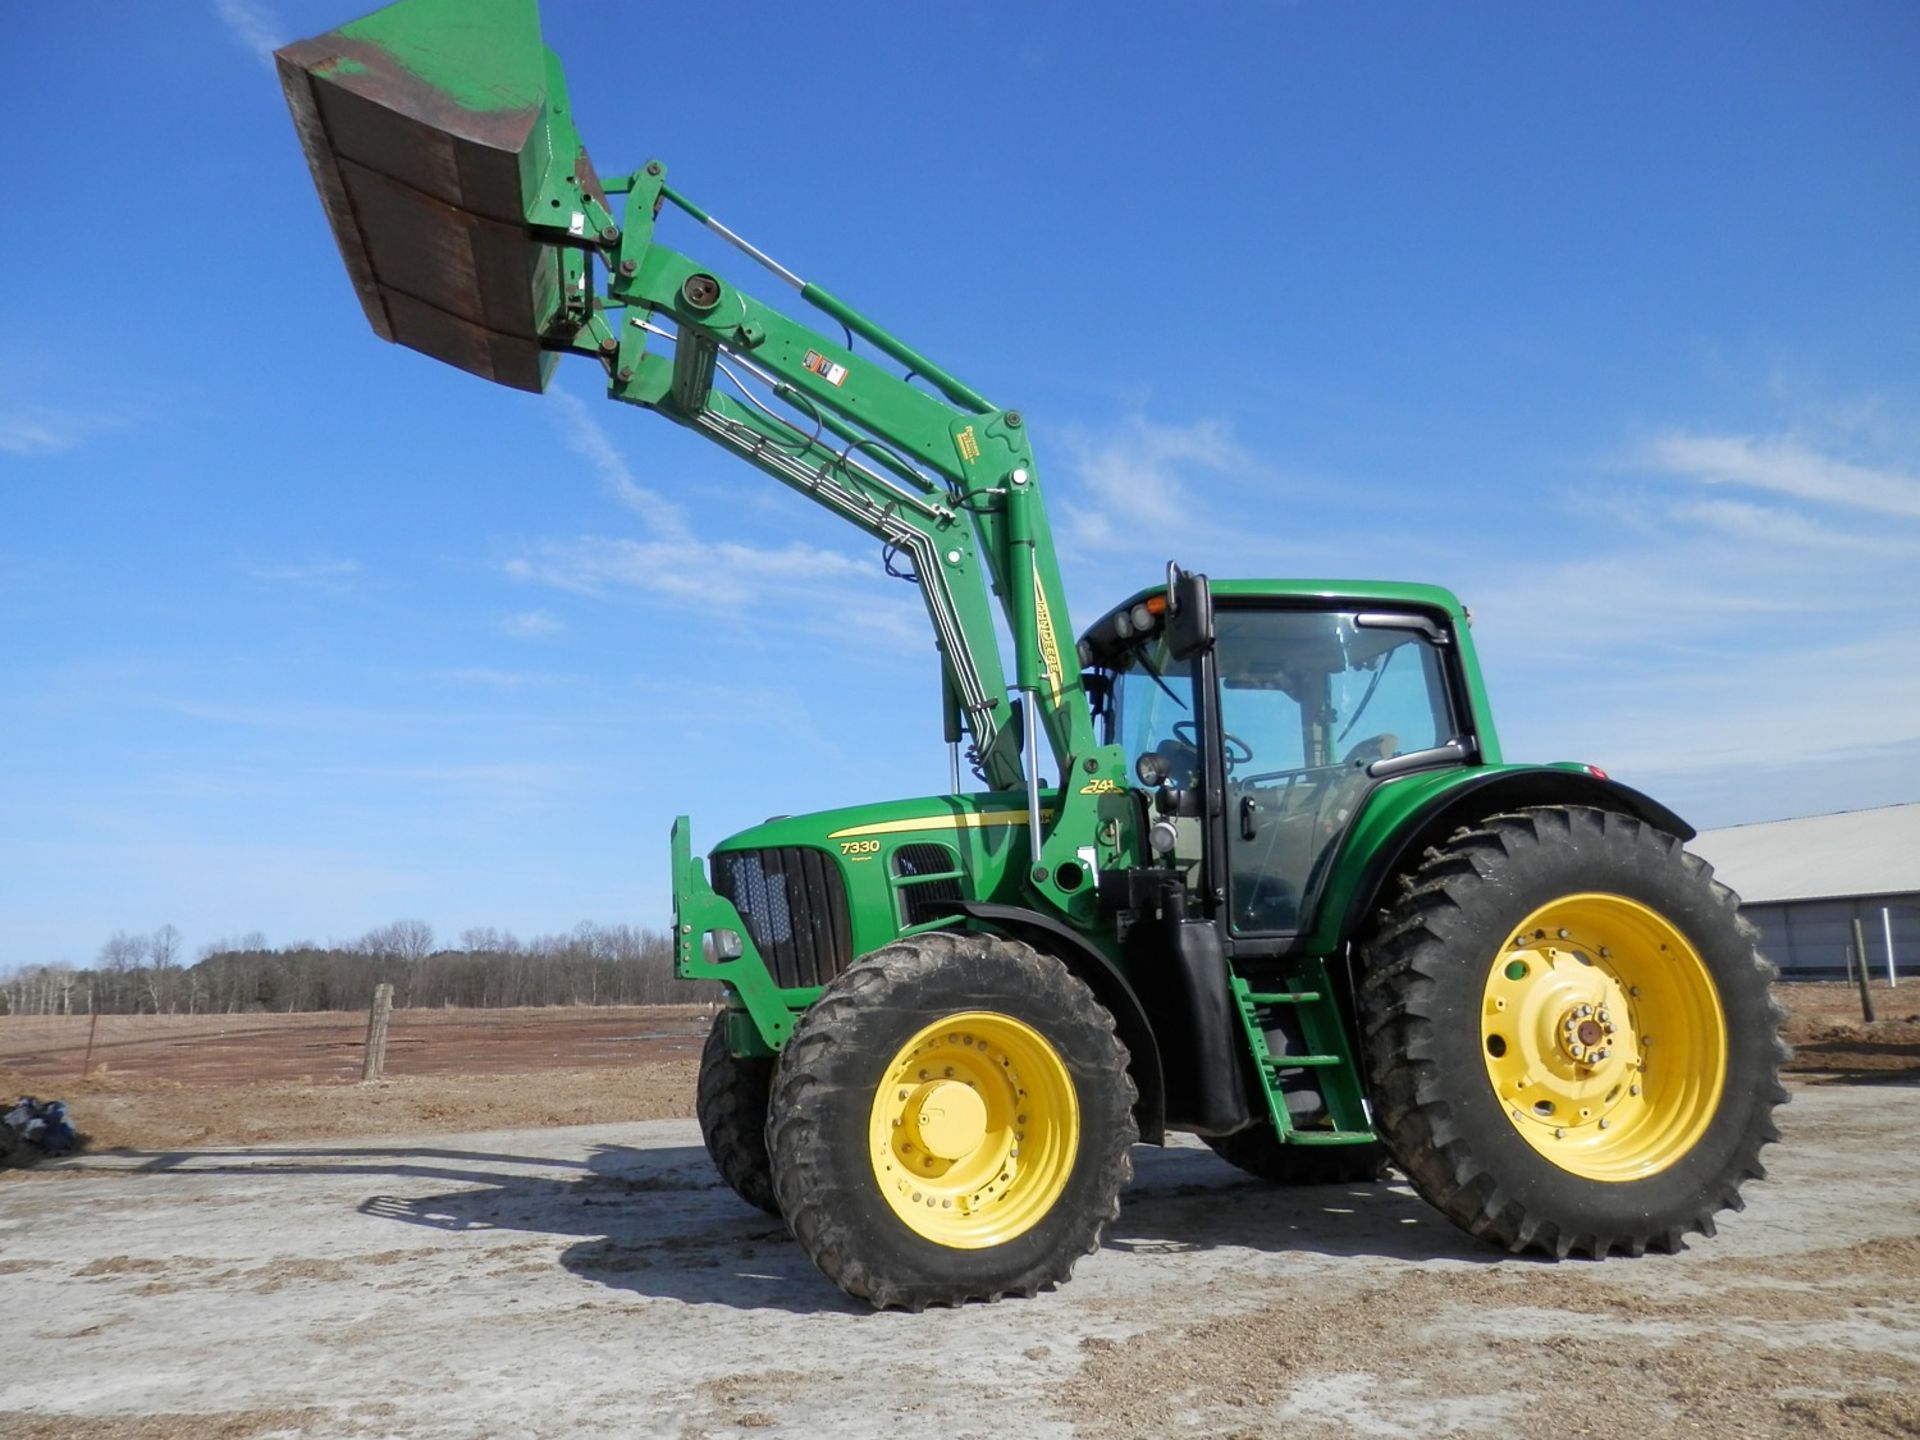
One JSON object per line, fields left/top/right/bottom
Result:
{"left": 1232, "top": 962, "right": 1375, "bottom": 1146}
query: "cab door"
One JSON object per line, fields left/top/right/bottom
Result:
{"left": 1212, "top": 608, "right": 1460, "bottom": 937}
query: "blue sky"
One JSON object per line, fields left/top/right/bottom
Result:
{"left": 3, "top": 1, "right": 1917, "bottom": 968}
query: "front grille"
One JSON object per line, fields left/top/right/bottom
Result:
{"left": 894, "top": 843, "right": 964, "bottom": 928}
{"left": 711, "top": 846, "right": 852, "bottom": 989}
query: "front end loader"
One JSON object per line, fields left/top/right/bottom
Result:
{"left": 278, "top": 0, "right": 1787, "bottom": 1310}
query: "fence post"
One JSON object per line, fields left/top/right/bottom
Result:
{"left": 1848, "top": 937, "right": 1876, "bottom": 1026}
{"left": 362, "top": 982, "right": 394, "bottom": 1081}
{"left": 1885, "top": 906, "right": 1899, "bottom": 988}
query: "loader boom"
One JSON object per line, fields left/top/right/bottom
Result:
{"left": 276, "top": 0, "right": 1125, "bottom": 921}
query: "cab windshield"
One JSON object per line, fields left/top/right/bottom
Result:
{"left": 1105, "top": 607, "right": 1459, "bottom": 934}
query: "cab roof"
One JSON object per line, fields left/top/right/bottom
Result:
{"left": 1080, "top": 578, "right": 1467, "bottom": 647}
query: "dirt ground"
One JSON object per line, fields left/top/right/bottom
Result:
{"left": 1774, "top": 981, "right": 1920, "bottom": 1078}
{"left": 0, "top": 1083, "right": 1914, "bottom": 1439}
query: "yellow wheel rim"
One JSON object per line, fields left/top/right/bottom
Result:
{"left": 867, "top": 1011, "right": 1079, "bottom": 1249}
{"left": 1481, "top": 893, "right": 1726, "bottom": 1182}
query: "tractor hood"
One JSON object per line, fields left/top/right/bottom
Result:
{"left": 711, "top": 791, "right": 1057, "bottom": 856}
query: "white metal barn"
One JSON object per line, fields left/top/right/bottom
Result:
{"left": 1690, "top": 802, "right": 1919, "bottom": 980}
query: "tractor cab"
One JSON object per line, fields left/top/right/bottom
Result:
{"left": 1084, "top": 579, "right": 1480, "bottom": 942}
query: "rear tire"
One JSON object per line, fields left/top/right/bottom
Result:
{"left": 768, "top": 930, "right": 1137, "bottom": 1309}
{"left": 697, "top": 1012, "right": 780, "bottom": 1217}
{"left": 1360, "top": 805, "right": 1787, "bottom": 1258}
{"left": 1203, "top": 1127, "right": 1389, "bottom": 1185}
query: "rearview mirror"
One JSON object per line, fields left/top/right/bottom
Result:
{"left": 1165, "top": 563, "right": 1214, "bottom": 660}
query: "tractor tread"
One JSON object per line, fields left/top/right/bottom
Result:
{"left": 767, "top": 930, "right": 1136, "bottom": 1309}
{"left": 1358, "top": 805, "right": 1787, "bottom": 1261}
{"left": 696, "top": 1013, "right": 781, "bottom": 1217}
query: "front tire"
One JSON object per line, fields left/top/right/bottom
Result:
{"left": 1360, "top": 806, "right": 1787, "bottom": 1258}
{"left": 767, "top": 930, "right": 1137, "bottom": 1309}
{"left": 696, "top": 1012, "right": 780, "bottom": 1217}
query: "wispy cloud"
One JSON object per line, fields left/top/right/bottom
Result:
{"left": 500, "top": 609, "right": 565, "bottom": 639}
{"left": 1642, "top": 430, "right": 1920, "bottom": 519}
{"left": 550, "top": 388, "right": 691, "bottom": 538}
{"left": 214, "top": 0, "right": 283, "bottom": 67}
{"left": 507, "top": 531, "right": 925, "bottom": 647}
{"left": 321, "top": 761, "right": 578, "bottom": 799}
{"left": 432, "top": 667, "right": 573, "bottom": 690}
{"left": 1056, "top": 415, "right": 1256, "bottom": 548}
{"left": 0, "top": 406, "right": 133, "bottom": 458}
{"left": 508, "top": 534, "right": 886, "bottom": 612}
{"left": 1473, "top": 411, "right": 1920, "bottom": 820}
{"left": 520, "top": 392, "right": 921, "bottom": 646}
{"left": 1671, "top": 497, "right": 1920, "bottom": 556}
{"left": 249, "top": 558, "right": 361, "bottom": 592}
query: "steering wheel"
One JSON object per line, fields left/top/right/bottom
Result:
{"left": 1173, "top": 719, "right": 1253, "bottom": 767}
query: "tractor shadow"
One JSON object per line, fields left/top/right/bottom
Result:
{"left": 353, "top": 1138, "right": 1507, "bottom": 1314}
{"left": 1107, "top": 1142, "right": 1511, "bottom": 1266}
{"left": 358, "top": 1141, "right": 866, "bottom": 1315}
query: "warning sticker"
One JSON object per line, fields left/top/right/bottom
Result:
{"left": 802, "top": 350, "right": 849, "bottom": 387}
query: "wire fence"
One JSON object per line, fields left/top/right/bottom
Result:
{"left": 1, "top": 923, "right": 720, "bottom": 1089}
{"left": 0, "top": 1004, "right": 716, "bottom": 1090}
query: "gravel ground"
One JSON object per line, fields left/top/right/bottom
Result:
{"left": 2, "top": 1079, "right": 1916, "bottom": 1440}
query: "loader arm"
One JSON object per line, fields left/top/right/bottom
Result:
{"left": 276, "top": 0, "right": 1127, "bottom": 919}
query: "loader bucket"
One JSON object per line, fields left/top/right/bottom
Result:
{"left": 276, "top": 0, "right": 600, "bottom": 392}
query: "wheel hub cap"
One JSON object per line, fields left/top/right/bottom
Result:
{"left": 909, "top": 1079, "right": 988, "bottom": 1161}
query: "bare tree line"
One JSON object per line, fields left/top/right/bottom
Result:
{"left": 0, "top": 920, "right": 715, "bottom": 1016}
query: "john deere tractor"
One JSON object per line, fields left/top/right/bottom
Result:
{"left": 279, "top": 0, "right": 1787, "bottom": 1309}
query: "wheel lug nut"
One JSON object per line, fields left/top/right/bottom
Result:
{"left": 1630, "top": 1084, "right": 1641, "bottom": 1096}
{"left": 1558, "top": 928, "right": 1570, "bottom": 939}
{"left": 1598, "top": 1118, "right": 1610, "bottom": 1130}
{"left": 1554, "top": 1128, "right": 1566, "bottom": 1139}
{"left": 1597, "top": 1009, "right": 1610, "bottom": 1023}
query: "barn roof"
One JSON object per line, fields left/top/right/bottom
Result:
{"left": 1690, "top": 802, "right": 1920, "bottom": 905}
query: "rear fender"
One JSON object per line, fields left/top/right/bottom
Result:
{"left": 1313, "top": 769, "right": 1693, "bottom": 951}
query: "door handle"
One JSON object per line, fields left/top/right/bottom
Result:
{"left": 1239, "top": 795, "right": 1261, "bottom": 840}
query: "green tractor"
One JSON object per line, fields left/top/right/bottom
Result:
{"left": 279, "top": 0, "right": 1787, "bottom": 1309}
